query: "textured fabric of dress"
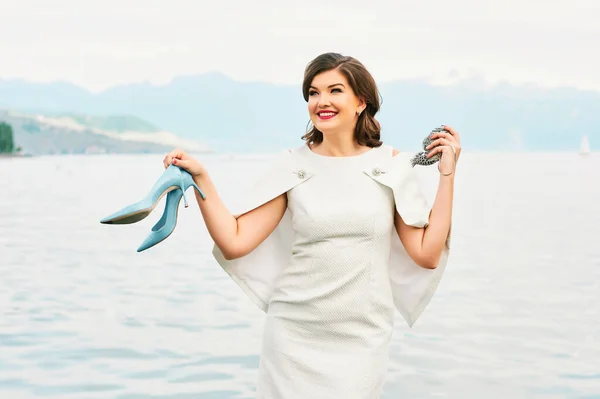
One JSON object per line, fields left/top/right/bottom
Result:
{"left": 211, "top": 143, "right": 452, "bottom": 398}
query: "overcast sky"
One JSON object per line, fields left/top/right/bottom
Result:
{"left": 1, "top": 0, "right": 598, "bottom": 93}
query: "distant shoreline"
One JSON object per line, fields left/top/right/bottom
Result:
{"left": 0, "top": 153, "right": 32, "bottom": 158}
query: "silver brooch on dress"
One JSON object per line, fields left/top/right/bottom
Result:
{"left": 294, "top": 169, "right": 307, "bottom": 179}
{"left": 371, "top": 167, "right": 384, "bottom": 176}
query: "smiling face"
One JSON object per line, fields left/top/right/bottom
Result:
{"left": 301, "top": 53, "right": 382, "bottom": 148}
{"left": 307, "top": 68, "right": 366, "bottom": 138}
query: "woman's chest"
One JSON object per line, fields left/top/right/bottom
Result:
{"left": 287, "top": 170, "right": 395, "bottom": 239}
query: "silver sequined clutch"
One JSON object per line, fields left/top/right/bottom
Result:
{"left": 410, "top": 126, "right": 448, "bottom": 167}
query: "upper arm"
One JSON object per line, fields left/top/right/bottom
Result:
{"left": 391, "top": 147, "right": 436, "bottom": 269}
{"left": 394, "top": 212, "right": 434, "bottom": 268}
{"left": 226, "top": 193, "right": 287, "bottom": 259}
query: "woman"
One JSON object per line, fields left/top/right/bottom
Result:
{"left": 164, "top": 52, "right": 460, "bottom": 398}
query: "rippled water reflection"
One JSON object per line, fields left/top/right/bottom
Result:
{"left": 1, "top": 152, "right": 599, "bottom": 398}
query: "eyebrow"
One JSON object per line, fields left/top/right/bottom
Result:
{"left": 309, "top": 83, "right": 345, "bottom": 90}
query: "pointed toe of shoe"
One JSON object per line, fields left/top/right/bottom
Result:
{"left": 100, "top": 211, "right": 123, "bottom": 224}
{"left": 137, "top": 218, "right": 179, "bottom": 252}
{"left": 100, "top": 211, "right": 121, "bottom": 224}
{"left": 136, "top": 228, "right": 173, "bottom": 253}
{"left": 137, "top": 235, "right": 158, "bottom": 252}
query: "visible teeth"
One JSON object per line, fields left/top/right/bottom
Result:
{"left": 319, "top": 112, "right": 336, "bottom": 117}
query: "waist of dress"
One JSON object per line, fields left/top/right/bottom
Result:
{"left": 268, "top": 258, "right": 394, "bottom": 319}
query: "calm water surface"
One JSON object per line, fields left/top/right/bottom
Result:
{"left": 1, "top": 152, "right": 599, "bottom": 398}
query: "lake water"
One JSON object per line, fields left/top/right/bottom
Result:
{"left": 1, "top": 151, "right": 599, "bottom": 398}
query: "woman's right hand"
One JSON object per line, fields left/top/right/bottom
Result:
{"left": 163, "top": 148, "right": 206, "bottom": 178}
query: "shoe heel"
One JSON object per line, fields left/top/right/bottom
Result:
{"left": 178, "top": 167, "right": 206, "bottom": 201}
{"left": 179, "top": 175, "right": 189, "bottom": 208}
{"left": 191, "top": 181, "right": 206, "bottom": 200}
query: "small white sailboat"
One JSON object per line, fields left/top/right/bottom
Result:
{"left": 580, "top": 135, "right": 591, "bottom": 156}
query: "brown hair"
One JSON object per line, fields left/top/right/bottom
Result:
{"left": 301, "top": 52, "right": 383, "bottom": 147}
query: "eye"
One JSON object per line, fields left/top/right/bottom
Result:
{"left": 331, "top": 88, "right": 342, "bottom": 93}
{"left": 308, "top": 90, "right": 318, "bottom": 96}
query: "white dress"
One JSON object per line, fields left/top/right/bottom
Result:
{"left": 212, "top": 144, "right": 451, "bottom": 398}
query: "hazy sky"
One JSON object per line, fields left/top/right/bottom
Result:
{"left": 1, "top": 0, "right": 598, "bottom": 93}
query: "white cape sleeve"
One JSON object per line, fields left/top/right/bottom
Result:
{"left": 211, "top": 149, "right": 314, "bottom": 312}
{"left": 363, "top": 152, "right": 452, "bottom": 327}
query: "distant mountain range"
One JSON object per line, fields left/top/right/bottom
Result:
{"left": 1, "top": 73, "right": 598, "bottom": 153}
{"left": 0, "top": 109, "right": 211, "bottom": 156}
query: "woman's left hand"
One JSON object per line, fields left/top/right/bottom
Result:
{"left": 426, "top": 125, "right": 462, "bottom": 175}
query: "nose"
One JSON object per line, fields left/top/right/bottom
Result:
{"left": 318, "top": 93, "right": 331, "bottom": 108}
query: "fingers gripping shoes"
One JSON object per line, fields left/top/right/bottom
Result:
{"left": 100, "top": 164, "right": 206, "bottom": 252}
{"left": 100, "top": 164, "right": 205, "bottom": 225}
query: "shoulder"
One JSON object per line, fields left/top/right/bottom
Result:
{"left": 252, "top": 144, "right": 310, "bottom": 178}
{"left": 381, "top": 144, "right": 408, "bottom": 163}
{"left": 269, "top": 144, "right": 306, "bottom": 162}
{"left": 377, "top": 143, "right": 402, "bottom": 158}
{"left": 376, "top": 145, "right": 415, "bottom": 174}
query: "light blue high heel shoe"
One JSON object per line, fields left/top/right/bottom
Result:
{"left": 100, "top": 164, "right": 206, "bottom": 225}
{"left": 136, "top": 188, "right": 185, "bottom": 252}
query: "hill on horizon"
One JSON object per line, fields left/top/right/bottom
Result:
{"left": 0, "top": 109, "right": 211, "bottom": 155}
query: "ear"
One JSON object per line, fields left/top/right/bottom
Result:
{"left": 357, "top": 97, "right": 366, "bottom": 114}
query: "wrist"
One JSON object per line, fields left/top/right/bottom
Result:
{"left": 192, "top": 169, "right": 209, "bottom": 184}
{"left": 438, "top": 164, "right": 456, "bottom": 179}
{"left": 437, "top": 161, "right": 456, "bottom": 177}
{"left": 439, "top": 172, "right": 455, "bottom": 186}
{"left": 438, "top": 146, "right": 457, "bottom": 177}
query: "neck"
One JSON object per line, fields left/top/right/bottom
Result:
{"left": 313, "top": 129, "right": 367, "bottom": 157}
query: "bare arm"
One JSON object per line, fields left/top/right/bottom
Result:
{"left": 392, "top": 125, "right": 460, "bottom": 269}
{"left": 164, "top": 148, "right": 287, "bottom": 261}
{"left": 193, "top": 172, "right": 287, "bottom": 260}
{"left": 394, "top": 173, "right": 453, "bottom": 269}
